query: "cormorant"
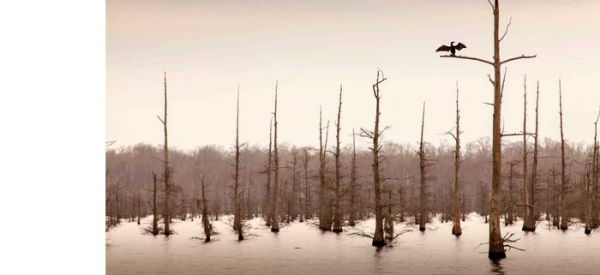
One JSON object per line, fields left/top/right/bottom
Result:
{"left": 436, "top": 42, "right": 467, "bottom": 56}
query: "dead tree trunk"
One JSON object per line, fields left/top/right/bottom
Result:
{"left": 265, "top": 118, "right": 273, "bottom": 226}
{"left": 333, "top": 85, "right": 343, "bottom": 233}
{"left": 585, "top": 164, "right": 593, "bottom": 234}
{"left": 592, "top": 107, "right": 600, "bottom": 229}
{"left": 451, "top": 84, "right": 462, "bottom": 236}
{"left": 558, "top": 80, "right": 568, "bottom": 231}
{"left": 157, "top": 72, "right": 172, "bottom": 236}
{"left": 318, "top": 106, "right": 331, "bottom": 231}
{"left": 440, "top": 0, "right": 536, "bottom": 259}
{"left": 201, "top": 180, "right": 211, "bottom": 242}
{"left": 271, "top": 82, "right": 281, "bottom": 232}
{"left": 303, "top": 149, "right": 312, "bottom": 219}
{"left": 531, "top": 81, "right": 540, "bottom": 223}
{"left": 522, "top": 75, "right": 535, "bottom": 231}
{"left": 418, "top": 102, "right": 427, "bottom": 232}
{"left": 233, "top": 87, "right": 244, "bottom": 240}
{"left": 361, "top": 69, "right": 387, "bottom": 247}
{"left": 349, "top": 129, "right": 358, "bottom": 226}
{"left": 506, "top": 161, "right": 516, "bottom": 225}
{"left": 152, "top": 172, "right": 158, "bottom": 235}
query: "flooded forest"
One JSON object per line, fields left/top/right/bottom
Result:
{"left": 105, "top": 0, "right": 600, "bottom": 274}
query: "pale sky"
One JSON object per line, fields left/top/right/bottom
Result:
{"left": 107, "top": 0, "right": 600, "bottom": 151}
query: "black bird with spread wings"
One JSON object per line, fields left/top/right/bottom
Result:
{"left": 436, "top": 41, "right": 466, "bottom": 56}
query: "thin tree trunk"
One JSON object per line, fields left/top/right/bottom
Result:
{"left": 265, "top": 118, "right": 273, "bottom": 226}
{"left": 419, "top": 102, "right": 427, "bottom": 232}
{"left": 318, "top": 106, "right": 331, "bottom": 231}
{"left": 159, "top": 72, "right": 172, "bottom": 236}
{"left": 349, "top": 129, "right": 357, "bottom": 226}
{"left": 522, "top": 75, "right": 535, "bottom": 231}
{"left": 452, "top": 84, "right": 462, "bottom": 236}
{"left": 362, "top": 70, "right": 387, "bottom": 247}
{"left": 271, "top": 82, "right": 281, "bottom": 232}
{"left": 558, "top": 80, "right": 568, "bottom": 231}
{"left": 152, "top": 172, "right": 158, "bottom": 235}
{"left": 201, "top": 180, "right": 211, "bottom": 242}
{"left": 233, "top": 86, "right": 244, "bottom": 240}
{"left": 303, "top": 149, "right": 312, "bottom": 219}
{"left": 333, "top": 85, "right": 343, "bottom": 233}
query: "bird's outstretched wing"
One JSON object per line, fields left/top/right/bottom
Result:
{"left": 455, "top": 43, "right": 467, "bottom": 50}
{"left": 436, "top": 45, "right": 451, "bottom": 52}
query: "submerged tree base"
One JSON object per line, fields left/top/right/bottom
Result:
{"left": 522, "top": 226, "right": 536, "bottom": 232}
{"left": 332, "top": 228, "right": 343, "bottom": 233}
{"left": 488, "top": 251, "right": 506, "bottom": 260}
{"left": 270, "top": 228, "right": 280, "bottom": 232}
{"left": 372, "top": 240, "right": 386, "bottom": 247}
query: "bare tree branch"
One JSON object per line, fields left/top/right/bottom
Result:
{"left": 501, "top": 54, "right": 537, "bottom": 65}
{"left": 440, "top": 55, "right": 493, "bottom": 66}
{"left": 499, "top": 17, "right": 512, "bottom": 42}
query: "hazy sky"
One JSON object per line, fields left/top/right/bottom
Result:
{"left": 107, "top": 0, "right": 600, "bottom": 151}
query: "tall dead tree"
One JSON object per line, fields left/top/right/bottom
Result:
{"left": 361, "top": 69, "right": 387, "bottom": 247}
{"left": 348, "top": 129, "right": 358, "bottom": 226}
{"left": 522, "top": 75, "right": 535, "bottom": 231}
{"left": 440, "top": 0, "right": 536, "bottom": 259}
{"left": 201, "top": 179, "right": 211, "bottom": 242}
{"left": 531, "top": 81, "right": 540, "bottom": 222}
{"left": 151, "top": 171, "right": 159, "bottom": 235}
{"left": 156, "top": 72, "right": 173, "bottom": 236}
{"left": 332, "top": 85, "right": 344, "bottom": 233}
{"left": 448, "top": 83, "right": 462, "bottom": 236}
{"left": 233, "top": 87, "right": 244, "bottom": 240}
{"left": 592, "top": 107, "right": 600, "bottom": 229}
{"left": 265, "top": 118, "right": 273, "bottom": 226}
{"left": 418, "top": 102, "right": 428, "bottom": 232}
{"left": 558, "top": 80, "right": 568, "bottom": 230}
{"left": 271, "top": 81, "right": 281, "bottom": 232}
{"left": 318, "top": 106, "right": 331, "bottom": 231}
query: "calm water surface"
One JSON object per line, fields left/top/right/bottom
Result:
{"left": 106, "top": 214, "right": 600, "bottom": 274}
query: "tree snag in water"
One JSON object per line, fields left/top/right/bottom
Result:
{"left": 332, "top": 85, "right": 344, "bottom": 233}
{"left": 361, "top": 69, "right": 387, "bottom": 247}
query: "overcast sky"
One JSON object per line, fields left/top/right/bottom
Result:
{"left": 107, "top": 0, "right": 600, "bottom": 151}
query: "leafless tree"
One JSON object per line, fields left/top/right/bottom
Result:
{"left": 522, "top": 75, "right": 535, "bottom": 231}
{"left": 447, "top": 83, "right": 462, "bottom": 236}
{"left": 558, "top": 80, "right": 568, "bottom": 230}
{"left": 440, "top": 0, "right": 536, "bottom": 259}
{"left": 271, "top": 82, "right": 281, "bottom": 232}
{"left": 361, "top": 69, "right": 387, "bottom": 247}
{"left": 333, "top": 85, "right": 344, "bottom": 233}
{"left": 156, "top": 72, "right": 173, "bottom": 236}
{"left": 318, "top": 106, "right": 331, "bottom": 231}
{"left": 348, "top": 129, "right": 358, "bottom": 226}
{"left": 232, "top": 87, "right": 244, "bottom": 240}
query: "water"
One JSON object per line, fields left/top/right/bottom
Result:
{"left": 106, "top": 214, "right": 600, "bottom": 274}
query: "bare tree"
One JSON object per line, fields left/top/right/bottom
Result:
{"left": 271, "top": 81, "right": 281, "bottom": 232}
{"left": 303, "top": 149, "right": 312, "bottom": 220}
{"left": 447, "top": 83, "right": 462, "bottom": 236}
{"left": 318, "top": 106, "right": 331, "bottom": 231}
{"left": 232, "top": 87, "right": 244, "bottom": 240}
{"left": 522, "top": 75, "right": 535, "bottom": 231}
{"left": 333, "top": 85, "right": 344, "bottom": 233}
{"left": 440, "top": 0, "right": 536, "bottom": 259}
{"left": 156, "top": 72, "right": 173, "bottom": 236}
{"left": 558, "top": 80, "right": 568, "bottom": 231}
{"left": 531, "top": 81, "right": 540, "bottom": 224}
{"left": 361, "top": 69, "right": 387, "bottom": 247}
{"left": 592, "top": 107, "right": 600, "bottom": 229}
{"left": 348, "top": 129, "right": 358, "bottom": 226}
{"left": 418, "top": 102, "right": 428, "bottom": 232}
{"left": 265, "top": 118, "right": 273, "bottom": 226}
